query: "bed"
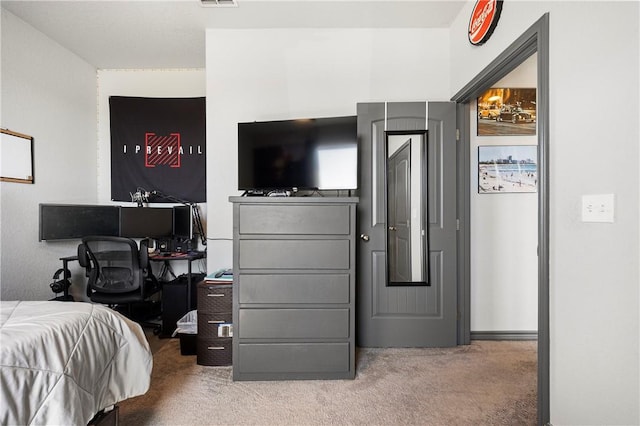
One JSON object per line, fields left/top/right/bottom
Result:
{"left": 0, "top": 301, "right": 153, "bottom": 425}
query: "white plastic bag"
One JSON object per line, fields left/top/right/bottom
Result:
{"left": 172, "top": 310, "right": 197, "bottom": 337}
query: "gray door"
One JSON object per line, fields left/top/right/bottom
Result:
{"left": 357, "top": 101, "right": 457, "bottom": 347}
{"left": 387, "top": 140, "right": 412, "bottom": 282}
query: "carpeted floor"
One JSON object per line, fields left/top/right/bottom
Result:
{"left": 119, "top": 339, "right": 537, "bottom": 425}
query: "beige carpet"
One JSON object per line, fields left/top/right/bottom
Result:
{"left": 119, "top": 340, "right": 537, "bottom": 425}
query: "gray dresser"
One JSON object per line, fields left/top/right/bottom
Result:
{"left": 229, "top": 196, "right": 358, "bottom": 381}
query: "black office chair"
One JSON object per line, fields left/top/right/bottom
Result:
{"left": 78, "top": 236, "right": 161, "bottom": 324}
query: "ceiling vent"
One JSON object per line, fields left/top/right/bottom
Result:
{"left": 201, "top": 0, "right": 238, "bottom": 7}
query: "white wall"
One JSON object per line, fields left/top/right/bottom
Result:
{"left": 1, "top": 8, "right": 4, "bottom": 285}
{"left": 470, "top": 54, "right": 538, "bottom": 332}
{"left": 0, "top": 11, "right": 98, "bottom": 301}
{"left": 451, "top": 1, "right": 639, "bottom": 424}
{"left": 205, "top": 28, "right": 451, "bottom": 272}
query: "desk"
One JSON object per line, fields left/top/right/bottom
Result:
{"left": 149, "top": 251, "right": 206, "bottom": 302}
{"left": 149, "top": 251, "right": 206, "bottom": 336}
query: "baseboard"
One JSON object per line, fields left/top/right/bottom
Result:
{"left": 471, "top": 330, "right": 538, "bottom": 341}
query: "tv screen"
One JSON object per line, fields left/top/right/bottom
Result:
{"left": 238, "top": 115, "right": 358, "bottom": 191}
{"left": 120, "top": 207, "right": 173, "bottom": 239}
{"left": 39, "top": 204, "right": 120, "bottom": 241}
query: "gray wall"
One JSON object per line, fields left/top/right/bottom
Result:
{"left": 1, "top": 10, "right": 98, "bottom": 301}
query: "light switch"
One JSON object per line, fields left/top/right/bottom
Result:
{"left": 581, "top": 194, "right": 615, "bottom": 223}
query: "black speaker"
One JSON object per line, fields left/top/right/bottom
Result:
{"left": 50, "top": 268, "right": 71, "bottom": 294}
{"left": 157, "top": 239, "right": 175, "bottom": 254}
{"left": 174, "top": 238, "right": 193, "bottom": 253}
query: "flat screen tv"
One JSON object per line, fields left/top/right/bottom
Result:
{"left": 237, "top": 115, "right": 358, "bottom": 192}
{"left": 120, "top": 207, "right": 173, "bottom": 239}
{"left": 39, "top": 204, "right": 120, "bottom": 241}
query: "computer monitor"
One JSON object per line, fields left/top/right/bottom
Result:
{"left": 173, "top": 205, "right": 193, "bottom": 240}
{"left": 39, "top": 204, "right": 120, "bottom": 241}
{"left": 119, "top": 207, "right": 173, "bottom": 239}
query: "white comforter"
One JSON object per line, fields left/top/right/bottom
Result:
{"left": 0, "top": 301, "right": 153, "bottom": 425}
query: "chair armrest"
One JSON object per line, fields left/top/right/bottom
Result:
{"left": 77, "top": 244, "right": 88, "bottom": 267}
{"left": 139, "top": 239, "right": 150, "bottom": 267}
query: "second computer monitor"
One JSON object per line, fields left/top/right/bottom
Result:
{"left": 120, "top": 207, "right": 173, "bottom": 239}
{"left": 173, "top": 205, "right": 193, "bottom": 240}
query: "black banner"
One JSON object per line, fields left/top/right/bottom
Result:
{"left": 110, "top": 96, "right": 206, "bottom": 203}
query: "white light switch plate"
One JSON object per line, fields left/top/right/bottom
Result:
{"left": 581, "top": 194, "right": 615, "bottom": 223}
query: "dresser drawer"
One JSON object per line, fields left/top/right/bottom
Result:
{"left": 197, "top": 337, "right": 232, "bottom": 366}
{"left": 238, "top": 308, "right": 349, "bottom": 339}
{"left": 197, "top": 284, "right": 232, "bottom": 312}
{"left": 238, "top": 240, "right": 350, "bottom": 270}
{"left": 237, "top": 342, "right": 350, "bottom": 373}
{"left": 239, "top": 204, "right": 351, "bottom": 235}
{"left": 197, "top": 312, "right": 233, "bottom": 338}
{"left": 239, "top": 274, "right": 350, "bottom": 304}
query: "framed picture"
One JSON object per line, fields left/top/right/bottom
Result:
{"left": 477, "top": 88, "right": 536, "bottom": 136}
{"left": 1, "top": 129, "right": 34, "bottom": 184}
{"left": 478, "top": 145, "right": 537, "bottom": 193}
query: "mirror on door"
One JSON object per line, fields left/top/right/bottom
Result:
{"left": 386, "top": 132, "right": 430, "bottom": 286}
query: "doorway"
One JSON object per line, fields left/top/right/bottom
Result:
{"left": 471, "top": 54, "right": 539, "bottom": 340}
{"left": 452, "top": 14, "right": 550, "bottom": 426}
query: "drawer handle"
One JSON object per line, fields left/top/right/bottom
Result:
{"left": 208, "top": 346, "right": 225, "bottom": 350}
{"left": 207, "top": 294, "right": 225, "bottom": 297}
{"left": 208, "top": 320, "right": 225, "bottom": 324}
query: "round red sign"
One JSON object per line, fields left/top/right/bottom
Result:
{"left": 468, "top": 0, "right": 503, "bottom": 46}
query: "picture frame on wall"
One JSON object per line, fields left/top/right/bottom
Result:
{"left": 1, "top": 129, "right": 34, "bottom": 184}
{"left": 478, "top": 145, "right": 537, "bottom": 193}
{"left": 477, "top": 88, "right": 537, "bottom": 136}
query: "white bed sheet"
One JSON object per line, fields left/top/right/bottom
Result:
{"left": 0, "top": 301, "right": 152, "bottom": 425}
